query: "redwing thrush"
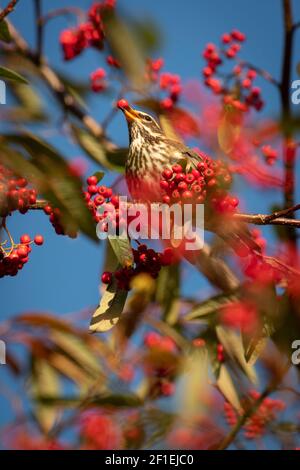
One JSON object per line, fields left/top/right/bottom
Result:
{"left": 118, "top": 101, "right": 259, "bottom": 253}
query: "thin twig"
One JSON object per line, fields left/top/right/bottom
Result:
{"left": 0, "top": 0, "right": 19, "bottom": 21}
{"left": 238, "top": 60, "right": 280, "bottom": 88}
{"left": 234, "top": 213, "right": 300, "bottom": 227}
{"left": 263, "top": 203, "right": 300, "bottom": 222}
{"left": 38, "top": 7, "right": 85, "bottom": 25}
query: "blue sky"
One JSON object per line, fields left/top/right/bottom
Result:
{"left": 0, "top": 0, "right": 300, "bottom": 315}
{"left": 0, "top": 0, "right": 300, "bottom": 434}
{"left": 1, "top": 0, "right": 300, "bottom": 315}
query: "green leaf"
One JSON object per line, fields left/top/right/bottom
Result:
{"left": 31, "top": 358, "right": 60, "bottom": 433}
{"left": 90, "top": 277, "right": 128, "bottom": 332}
{"left": 6, "top": 81, "right": 46, "bottom": 123}
{"left": 0, "top": 66, "right": 28, "bottom": 84}
{"left": 0, "top": 20, "right": 11, "bottom": 43}
{"left": 179, "top": 348, "right": 209, "bottom": 418}
{"left": 50, "top": 331, "right": 103, "bottom": 379}
{"left": 71, "top": 125, "right": 124, "bottom": 172}
{"left": 36, "top": 393, "right": 142, "bottom": 408}
{"left": 102, "top": 9, "right": 146, "bottom": 90}
{"left": 156, "top": 263, "right": 180, "bottom": 325}
{"left": 242, "top": 283, "right": 278, "bottom": 364}
{"left": 106, "top": 147, "right": 127, "bottom": 170}
{"left": 130, "top": 19, "right": 161, "bottom": 53}
{"left": 217, "top": 108, "right": 241, "bottom": 154}
{"left": 184, "top": 292, "right": 239, "bottom": 322}
{"left": 93, "top": 171, "right": 105, "bottom": 183}
{"left": 108, "top": 236, "right": 133, "bottom": 267}
{"left": 217, "top": 364, "right": 241, "bottom": 411}
{"left": 216, "top": 325, "right": 257, "bottom": 383}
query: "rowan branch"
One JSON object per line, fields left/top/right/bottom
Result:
{"left": 6, "top": 21, "right": 116, "bottom": 153}
{"left": 0, "top": 0, "right": 19, "bottom": 21}
{"left": 234, "top": 213, "right": 300, "bottom": 227}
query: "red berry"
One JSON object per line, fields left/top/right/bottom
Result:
{"left": 162, "top": 195, "right": 171, "bottom": 204}
{"left": 101, "top": 271, "right": 112, "bottom": 284}
{"left": 178, "top": 181, "right": 188, "bottom": 191}
{"left": 20, "top": 234, "right": 31, "bottom": 244}
{"left": 86, "top": 175, "right": 98, "bottom": 185}
{"left": 162, "top": 169, "right": 173, "bottom": 180}
{"left": 182, "top": 190, "right": 193, "bottom": 201}
{"left": 222, "top": 33, "right": 231, "bottom": 43}
{"left": 117, "top": 99, "right": 129, "bottom": 110}
{"left": 43, "top": 205, "right": 52, "bottom": 215}
{"left": 172, "top": 164, "right": 183, "bottom": 173}
{"left": 88, "top": 185, "right": 98, "bottom": 194}
{"left": 161, "top": 381, "right": 175, "bottom": 396}
{"left": 34, "top": 235, "right": 44, "bottom": 246}
{"left": 17, "top": 245, "right": 29, "bottom": 258}
{"left": 160, "top": 180, "right": 169, "bottom": 190}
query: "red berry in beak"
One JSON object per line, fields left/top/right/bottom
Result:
{"left": 117, "top": 99, "right": 129, "bottom": 110}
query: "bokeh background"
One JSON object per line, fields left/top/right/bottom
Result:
{"left": 1, "top": 0, "right": 300, "bottom": 437}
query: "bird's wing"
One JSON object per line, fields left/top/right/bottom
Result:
{"left": 164, "top": 140, "right": 260, "bottom": 253}
{"left": 163, "top": 139, "right": 203, "bottom": 168}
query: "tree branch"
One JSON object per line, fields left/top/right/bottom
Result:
{"left": 234, "top": 213, "right": 300, "bottom": 227}
{"left": 6, "top": 21, "right": 116, "bottom": 153}
{"left": 0, "top": 0, "right": 19, "bottom": 21}
{"left": 34, "top": 0, "right": 42, "bottom": 63}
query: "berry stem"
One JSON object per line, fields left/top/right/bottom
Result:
{"left": 0, "top": 0, "right": 19, "bottom": 22}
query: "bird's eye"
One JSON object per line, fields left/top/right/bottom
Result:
{"left": 143, "top": 115, "right": 152, "bottom": 122}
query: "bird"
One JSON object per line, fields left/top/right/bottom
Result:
{"left": 118, "top": 100, "right": 200, "bottom": 203}
{"left": 117, "top": 100, "right": 259, "bottom": 254}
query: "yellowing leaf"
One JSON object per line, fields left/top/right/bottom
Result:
{"left": 218, "top": 110, "right": 241, "bottom": 154}
{"left": 216, "top": 325, "right": 257, "bottom": 383}
{"left": 108, "top": 236, "right": 134, "bottom": 267}
{"left": 217, "top": 364, "right": 241, "bottom": 411}
{"left": 90, "top": 278, "right": 128, "bottom": 332}
{"left": 31, "top": 358, "right": 60, "bottom": 433}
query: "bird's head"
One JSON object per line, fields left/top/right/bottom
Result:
{"left": 117, "top": 99, "right": 162, "bottom": 142}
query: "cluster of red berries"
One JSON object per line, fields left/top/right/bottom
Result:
{"left": 143, "top": 331, "right": 177, "bottom": 397}
{"left": 251, "top": 228, "right": 266, "bottom": 253}
{"left": 224, "top": 401, "right": 238, "bottom": 427}
{"left": 80, "top": 411, "right": 121, "bottom": 450}
{"left": 159, "top": 155, "right": 239, "bottom": 214}
{"left": 101, "top": 245, "right": 175, "bottom": 291}
{"left": 244, "top": 391, "right": 285, "bottom": 439}
{"left": 261, "top": 145, "right": 278, "bottom": 166}
{"left": 216, "top": 343, "right": 225, "bottom": 362}
{"left": 83, "top": 176, "right": 121, "bottom": 231}
{"left": 42, "top": 203, "right": 75, "bottom": 237}
{"left": 202, "top": 31, "right": 264, "bottom": 111}
{"left": 146, "top": 58, "right": 182, "bottom": 110}
{"left": 224, "top": 391, "right": 285, "bottom": 438}
{"left": 219, "top": 300, "right": 259, "bottom": 335}
{"left": 60, "top": 1, "right": 115, "bottom": 61}
{"left": 90, "top": 68, "right": 107, "bottom": 93}
{"left": 0, "top": 165, "right": 37, "bottom": 217}
{"left": 144, "top": 331, "right": 177, "bottom": 353}
{"left": 243, "top": 253, "right": 281, "bottom": 285}
{"left": 0, "top": 234, "right": 43, "bottom": 278}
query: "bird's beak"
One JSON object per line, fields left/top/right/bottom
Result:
{"left": 118, "top": 102, "right": 141, "bottom": 123}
